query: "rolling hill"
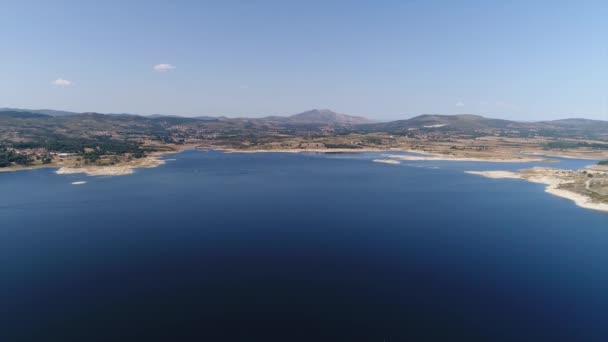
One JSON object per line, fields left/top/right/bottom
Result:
{"left": 356, "top": 114, "right": 608, "bottom": 140}
{"left": 262, "top": 109, "right": 375, "bottom": 126}
{"left": 2, "top": 108, "right": 608, "bottom": 143}
{"left": 0, "top": 107, "right": 80, "bottom": 117}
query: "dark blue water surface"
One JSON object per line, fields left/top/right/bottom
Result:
{"left": 1, "top": 150, "right": 607, "bottom": 341}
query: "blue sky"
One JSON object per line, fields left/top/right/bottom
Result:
{"left": 1, "top": 0, "right": 606, "bottom": 120}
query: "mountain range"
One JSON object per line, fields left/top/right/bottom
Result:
{"left": 0, "top": 107, "right": 374, "bottom": 124}
{"left": 357, "top": 114, "right": 608, "bottom": 140}
{"left": 0, "top": 107, "right": 81, "bottom": 117}
{"left": 1, "top": 107, "right": 607, "bottom": 141}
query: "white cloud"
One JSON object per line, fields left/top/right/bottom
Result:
{"left": 153, "top": 63, "right": 176, "bottom": 72}
{"left": 52, "top": 78, "right": 72, "bottom": 87}
{"left": 455, "top": 101, "right": 465, "bottom": 107}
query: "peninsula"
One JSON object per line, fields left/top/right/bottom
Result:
{"left": 466, "top": 163, "right": 608, "bottom": 213}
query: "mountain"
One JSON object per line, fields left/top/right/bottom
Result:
{"left": 539, "top": 118, "right": 608, "bottom": 130}
{"left": 194, "top": 116, "right": 230, "bottom": 121}
{"left": 0, "top": 107, "right": 144, "bottom": 118}
{"left": 535, "top": 118, "right": 608, "bottom": 140}
{"left": 288, "top": 109, "right": 375, "bottom": 125}
{"left": 2, "top": 106, "right": 607, "bottom": 141}
{"left": 356, "top": 114, "right": 608, "bottom": 140}
{"left": 265, "top": 109, "right": 375, "bottom": 125}
{"left": 147, "top": 114, "right": 183, "bottom": 119}
{"left": 357, "top": 114, "right": 527, "bottom": 133}
{"left": 2, "top": 108, "right": 608, "bottom": 158}
{"left": 1, "top": 107, "right": 375, "bottom": 126}
{"left": 0, "top": 108, "right": 80, "bottom": 117}
{"left": 0, "top": 110, "right": 51, "bottom": 119}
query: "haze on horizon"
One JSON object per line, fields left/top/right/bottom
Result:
{"left": 1, "top": 0, "right": 606, "bottom": 121}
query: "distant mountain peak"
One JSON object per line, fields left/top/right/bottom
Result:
{"left": 309, "top": 108, "right": 336, "bottom": 114}
{"left": 288, "top": 109, "right": 375, "bottom": 125}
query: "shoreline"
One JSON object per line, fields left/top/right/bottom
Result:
{"left": 2, "top": 145, "right": 538, "bottom": 177}
{"left": 383, "top": 153, "right": 546, "bottom": 163}
{"left": 54, "top": 146, "right": 197, "bottom": 176}
{"left": 55, "top": 155, "right": 166, "bottom": 176}
{"left": 466, "top": 170, "right": 608, "bottom": 213}
{"left": 0, "top": 145, "right": 195, "bottom": 177}
{"left": 522, "top": 151, "right": 607, "bottom": 161}
{"left": 216, "top": 147, "right": 398, "bottom": 154}
{"left": 0, "top": 163, "right": 57, "bottom": 173}
{"left": 464, "top": 170, "right": 522, "bottom": 179}
{"left": 373, "top": 159, "right": 401, "bottom": 165}
{"left": 1, "top": 143, "right": 603, "bottom": 178}
{"left": 215, "top": 147, "right": 549, "bottom": 163}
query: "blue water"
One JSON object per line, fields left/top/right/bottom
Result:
{"left": 1, "top": 150, "right": 607, "bottom": 341}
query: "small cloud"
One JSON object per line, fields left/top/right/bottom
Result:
{"left": 153, "top": 63, "right": 176, "bottom": 72}
{"left": 239, "top": 85, "right": 249, "bottom": 89}
{"left": 455, "top": 101, "right": 465, "bottom": 107}
{"left": 52, "top": 78, "right": 72, "bottom": 87}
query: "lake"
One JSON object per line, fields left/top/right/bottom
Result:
{"left": 1, "top": 150, "right": 607, "bottom": 341}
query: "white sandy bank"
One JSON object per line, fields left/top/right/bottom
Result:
{"left": 373, "top": 159, "right": 401, "bottom": 165}
{"left": 384, "top": 153, "right": 543, "bottom": 163}
{"left": 466, "top": 170, "right": 608, "bottom": 213}
{"left": 56, "top": 156, "right": 165, "bottom": 176}
{"left": 464, "top": 171, "right": 522, "bottom": 179}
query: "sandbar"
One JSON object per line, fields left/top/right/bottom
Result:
{"left": 373, "top": 159, "right": 401, "bottom": 165}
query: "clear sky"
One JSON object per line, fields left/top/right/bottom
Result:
{"left": 1, "top": 0, "right": 606, "bottom": 121}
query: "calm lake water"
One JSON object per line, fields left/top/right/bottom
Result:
{"left": 1, "top": 150, "right": 607, "bottom": 341}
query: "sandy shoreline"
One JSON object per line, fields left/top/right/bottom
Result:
{"left": 0, "top": 145, "right": 201, "bottom": 177}
{"left": 0, "top": 144, "right": 199, "bottom": 177}
{"left": 0, "top": 163, "right": 57, "bottom": 173}
{"left": 586, "top": 164, "right": 608, "bottom": 172}
{"left": 383, "top": 153, "right": 545, "bottom": 163}
{"left": 218, "top": 147, "right": 397, "bottom": 154}
{"left": 464, "top": 170, "right": 522, "bottom": 179}
{"left": 53, "top": 146, "right": 199, "bottom": 176}
{"left": 0, "top": 147, "right": 550, "bottom": 178}
{"left": 466, "top": 170, "right": 608, "bottom": 213}
{"left": 0, "top": 156, "right": 167, "bottom": 176}
{"left": 373, "top": 159, "right": 401, "bottom": 165}
{"left": 544, "top": 186, "right": 608, "bottom": 212}
{"left": 219, "top": 147, "right": 547, "bottom": 163}
{"left": 55, "top": 155, "right": 166, "bottom": 176}
{"left": 3, "top": 145, "right": 385, "bottom": 176}
{"left": 522, "top": 151, "right": 608, "bottom": 160}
